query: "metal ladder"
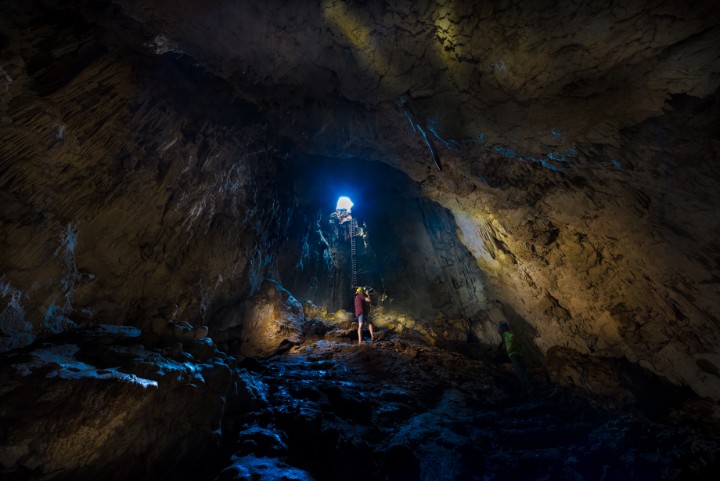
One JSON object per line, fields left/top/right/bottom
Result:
{"left": 350, "top": 218, "right": 357, "bottom": 288}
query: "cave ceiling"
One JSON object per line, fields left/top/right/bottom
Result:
{"left": 4, "top": 0, "right": 719, "bottom": 175}
{"left": 110, "top": 0, "right": 720, "bottom": 173}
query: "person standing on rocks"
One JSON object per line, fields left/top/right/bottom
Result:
{"left": 498, "top": 321, "right": 533, "bottom": 395}
{"left": 355, "top": 287, "right": 374, "bottom": 344}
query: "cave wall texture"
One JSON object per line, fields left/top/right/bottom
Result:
{"left": 1, "top": 0, "right": 720, "bottom": 401}
{"left": 0, "top": 3, "right": 289, "bottom": 348}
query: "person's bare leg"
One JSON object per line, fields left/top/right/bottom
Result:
{"left": 369, "top": 324, "right": 374, "bottom": 341}
{"left": 357, "top": 323, "right": 363, "bottom": 344}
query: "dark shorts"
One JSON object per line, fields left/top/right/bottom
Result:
{"left": 358, "top": 314, "right": 371, "bottom": 325}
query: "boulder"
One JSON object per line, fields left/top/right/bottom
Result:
{"left": 218, "top": 280, "right": 305, "bottom": 358}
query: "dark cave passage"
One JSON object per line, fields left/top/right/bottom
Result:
{"left": 2, "top": 0, "right": 720, "bottom": 480}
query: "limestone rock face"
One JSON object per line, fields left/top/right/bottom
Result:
{"left": 0, "top": 1, "right": 287, "bottom": 352}
{"left": 417, "top": 99, "right": 720, "bottom": 400}
{"left": 0, "top": 325, "right": 233, "bottom": 480}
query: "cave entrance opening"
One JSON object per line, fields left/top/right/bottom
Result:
{"left": 332, "top": 196, "right": 360, "bottom": 288}
{"left": 335, "top": 196, "right": 353, "bottom": 211}
{"left": 278, "top": 156, "right": 487, "bottom": 324}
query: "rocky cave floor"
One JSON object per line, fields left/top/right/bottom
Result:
{"left": 2, "top": 321, "right": 720, "bottom": 481}
{"left": 222, "top": 332, "right": 720, "bottom": 481}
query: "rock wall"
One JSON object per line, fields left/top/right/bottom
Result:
{"left": 418, "top": 93, "right": 720, "bottom": 399}
{"left": 0, "top": 4, "right": 287, "bottom": 351}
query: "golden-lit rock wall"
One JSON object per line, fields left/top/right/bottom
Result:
{"left": 420, "top": 109, "right": 720, "bottom": 399}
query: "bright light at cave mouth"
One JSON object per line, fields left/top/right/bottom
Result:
{"left": 336, "top": 196, "right": 353, "bottom": 211}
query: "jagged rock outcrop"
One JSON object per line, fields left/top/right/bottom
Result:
{"left": 0, "top": 325, "right": 233, "bottom": 480}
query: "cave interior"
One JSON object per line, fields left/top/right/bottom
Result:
{"left": 1, "top": 1, "right": 720, "bottom": 480}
